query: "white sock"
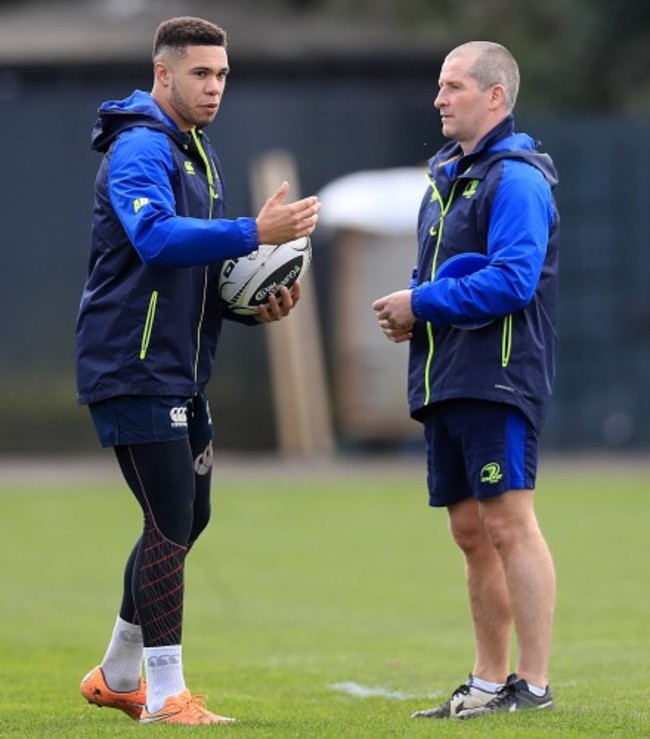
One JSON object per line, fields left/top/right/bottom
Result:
{"left": 527, "top": 682, "right": 547, "bottom": 696}
{"left": 144, "top": 645, "right": 186, "bottom": 713}
{"left": 100, "top": 616, "right": 143, "bottom": 692}
{"left": 470, "top": 675, "right": 503, "bottom": 693}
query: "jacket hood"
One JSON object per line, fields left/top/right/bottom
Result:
{"left": 488, "top": 129, "right": 559, "bottom": 189}
{"left": 431, "top": 115, "right": 559, "bottom": 189}
{"left": 91, "top": 90, "right": 185, "bottom": 153}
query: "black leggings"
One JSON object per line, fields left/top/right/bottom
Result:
{"left": 114, "top": 435, "right": 213, "bottom": 647}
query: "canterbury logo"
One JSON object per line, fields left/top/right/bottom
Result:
{"left": 118, "top": 631, "right": 143, "bottom": 644}
{"left": 184, "top": 160, "right": 196, "bottom": 175}
{"left": 194, "top": 441, "right": 213, "bottom": 476}
{"left": 133, "top": 197, "right": 150, "bottom": 213}
{"left": 169, "top": 406, "right": 188, "bottom": 427}
{"left": 146, "top": 654, "right": 181, "bottom": 667}
{"left": 480, "top": 462, "right": 503, "bottom": 484}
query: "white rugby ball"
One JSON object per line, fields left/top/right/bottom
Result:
{"left": 218, "top": 237, "right": 312, "bottom": 316}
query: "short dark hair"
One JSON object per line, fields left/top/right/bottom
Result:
{"left": 153, "top": 16, "right": 227, "bottom": 61}
{"left": 447, "top": 41, "right": 520, "bottom": 112}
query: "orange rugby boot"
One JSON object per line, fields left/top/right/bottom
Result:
{"left": 139, "top": 689, "right": 236, "bottom": 725}
{"left": 80, "top": 665, "right": 146, "bottom": 720}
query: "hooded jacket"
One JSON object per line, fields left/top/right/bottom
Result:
{"left": 408, "top": 116, "right": 560, "bottom": 432}
{"left": 76, "top": 90, "right": 259, "bottom": 405}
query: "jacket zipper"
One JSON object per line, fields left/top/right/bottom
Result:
{"left": 191, "top": 128, "right": 218, "bottom": 219}
{"left": 423, "top": 176, "right": 460, "bottom": 405}
{"left": 501, "top": 314, "right": 513, "bottom": 367}
{"left": 189, "top": 128, "right": 215, "bottom": 383}
{"left": 140, "top": 290, "right": 158, "bottom": 360}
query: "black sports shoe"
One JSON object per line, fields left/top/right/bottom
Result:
{"left": 457, "top": 673, "right": 555, "bottom": 718}
{"left": 411, "top": 675, "right": 498, "bottom": 719}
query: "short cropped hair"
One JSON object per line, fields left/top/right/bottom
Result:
{"left": 447, "top": 41, "right": 520, "bottom": 112}
{"left": 153, "top": 16, "right": 227, "bottom": 61}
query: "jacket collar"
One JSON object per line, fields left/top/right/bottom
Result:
{"left": 456, "top": 115, "right": 515, "bottom": 174}
{"left": 433, "top": 115, "right": 516, "bottom": 177}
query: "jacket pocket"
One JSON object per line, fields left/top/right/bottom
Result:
{"left": 139, "top": 290, "right": 158, "bottom": 360}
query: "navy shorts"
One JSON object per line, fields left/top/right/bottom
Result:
{"left": 88, "top": 393, "right": 213, "bottom": 448}
{"left": 423, "top": 399, "right": 538, "bottom": 507}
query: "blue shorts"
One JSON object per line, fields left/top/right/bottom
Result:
{"left": 423, "top": 399, "right": 538, "bottom": 507}
{"left": 88, "top": 393, "right": 213, "bottom": 448}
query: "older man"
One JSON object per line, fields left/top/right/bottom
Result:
{"left": 373, "top": 41, "right": 559, "bottom": 719}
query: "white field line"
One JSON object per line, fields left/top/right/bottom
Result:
{"left": 330, "top": 682, "right": 441, "bottom": 701}
{"left": 331, "top": 679, "right": 579, "bottom": 701}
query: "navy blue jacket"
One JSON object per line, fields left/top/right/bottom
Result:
{"left": 408, "top": 116, "right": 560, "bottom": 432}
{"left": 76, "top": 90, "right": 259, "bottom": 404}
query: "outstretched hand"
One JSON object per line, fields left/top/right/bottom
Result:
{"left": 256, "top": 181, "right": 321, "bottom": 245}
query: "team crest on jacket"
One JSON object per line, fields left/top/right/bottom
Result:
{"left": 462, "top": 179, "right": 479, "bottom": 199}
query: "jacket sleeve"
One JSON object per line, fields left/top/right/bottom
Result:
{"left": 411, "top": 160, "right": 554, "bottom": 326}
{"left": 108, "top": 128, "right": 258, "bottom": 267}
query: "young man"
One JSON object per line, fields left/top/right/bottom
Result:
{"left": 76, "top": 16, "right": 320, "bottom": 725}
{"left": 372, "top": 41, "right": 559, "bottom": 719}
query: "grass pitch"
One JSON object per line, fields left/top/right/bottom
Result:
{"left": 0, "top": 455, "right": 648, "bottom": 737}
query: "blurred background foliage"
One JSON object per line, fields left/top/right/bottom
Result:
{"left": 268, "top": 0, "right": 650, "bottom": 110}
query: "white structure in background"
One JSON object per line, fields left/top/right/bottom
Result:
{"left": 319, "top": 167, "right": 426, "bottom": 234}
{"left": 318, "top": 167, "right": 427, "bottom": 444}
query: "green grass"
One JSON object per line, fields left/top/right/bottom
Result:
{"left": 0, "top": 457, "right": 649, "bottom": 737}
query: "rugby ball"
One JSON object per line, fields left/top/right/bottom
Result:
{"left": 218, "top": 237, "right": 312, "bottom": 316}
{"left": 435, "top": 252, "right": 492, "bottom": 330}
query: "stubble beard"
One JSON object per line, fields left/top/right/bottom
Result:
{"left": 170, "top": 83, "right": 215, "bottom": 129}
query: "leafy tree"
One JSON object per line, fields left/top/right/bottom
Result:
{"left": 281, "top": 0, "right": 650, "bottom": 110}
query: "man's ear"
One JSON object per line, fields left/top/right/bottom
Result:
{"left": 489, "top": 84, "right": 507, "bottom": 111}
{"left": 154, "top": 60, "right": 171, "bottom": 87}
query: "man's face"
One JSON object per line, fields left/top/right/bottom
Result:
{"left": 434, "top": 51, "right": 496, "bottom": 154}
{"left": 159, "top": 45, "right": 229, "bottom": 130}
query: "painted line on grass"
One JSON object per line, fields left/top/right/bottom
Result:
{"left": 332, "top": 679, "right": 579, "bottom": 701}
{"left": 330, "top": 682, "right": 441, "bottom": 701}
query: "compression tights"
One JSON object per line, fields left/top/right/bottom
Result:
{"left": 113, "top": 439, "right": 212, "bottom": 647}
